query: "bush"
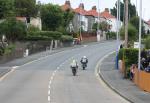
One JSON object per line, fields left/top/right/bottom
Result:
{"left": 61, "top": 35, "right": 73, "bottom": 42}
{"left": 0, "top": 18, "right": 27, "bottom": 42}
{"left": 27, "top": 25, "right": 40, "bottom": 32}
{"left": 106, "top": 32, "right": 116, "bottom": 39}
{"left": 145, "top": 36, "right": 150, "bottom": 49}
{"left": 27, "top": 31, "right": 62, "bottom": 40}
{"left": 4, "top": 44, "right": 15, "bottom": 55}
{"left": 118, "top": 48, "right": 138, "bottom": 67}
{"left": 120, "top": 23, "right": 138, "bottom": 44}
{"left": 0, "top": 47, "right": 4, "bottom": 56}
{"left": 118, "top": 48, "right": 138, "bottom": 78}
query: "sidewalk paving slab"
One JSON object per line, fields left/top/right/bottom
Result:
{"left": 99, "top": 54, "right": 150, "bottom": 103}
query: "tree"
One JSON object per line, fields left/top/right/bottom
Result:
{"left": 0, "top": 18, "right": 27, "bottom": 42}
{"left": 62, "top": 9, "right": 74, "bottom": 32}
{"left": 111, "top": 0, "right": 136, "bottom": 22}
{"left": 92, "top": 21, "right": 110, "bottom": 32}
{"left": 41, "top": 4, "right": 63, "bottom": 31}
{"left": 15, "top": 0, "right": 38, "bottom": 17}
{"left": 0, "top": 0, "right": 15, "bottom": 19}
{"left": 130, "top": 16, "right": 145, "bottom": 35}
{"left": 120, "top": 23, "right": 138, "bottom": 45}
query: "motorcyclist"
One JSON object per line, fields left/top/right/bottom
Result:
{"left": 80, "top": 56, "right": 88, "bottom": 70}
{"left": 70, "top": 59, "right": 78, "bottom": 76}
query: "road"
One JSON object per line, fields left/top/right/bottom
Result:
{"left": 0, "top": 41, "right": 129, "bottom": 103}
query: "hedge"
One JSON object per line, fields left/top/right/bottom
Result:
{"left": 106, "top": 32, "right": 116, "bottom": 39}
{"left": 145, "top": 36, "right": 150, "bottom": 49}
{"left": 118, "top": 48, "right": 138, "bottom": 67}
{"left": 27, "top": 31, "right": 62, "bottom": 40}
{"left": 60, "top": 35, "right": 73, "bottom": 42}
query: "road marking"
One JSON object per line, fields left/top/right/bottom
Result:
{"left": 48, "top": 85, "right": 51, "bottom": 89}
{"left": 12, "top": 66, "right": 19, "bottom": 69}
{"left": 48, "top": 90, "right": 51, "bottom": 95}
{"left": 0, "top": 68, "right": 15, "bottom": 82}
{"left": 48, "top": 96, "right": 50, "bottom": 102}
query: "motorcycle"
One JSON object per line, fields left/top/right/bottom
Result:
{"left": 81, "top": 63, "right": 87, "bottom": 70}
{"left": 71, "top": 67, "right": 77, "bottom": 76}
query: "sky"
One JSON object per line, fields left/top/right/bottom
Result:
{"left": 39, "top": 0, "right": 150, "bottom": 21}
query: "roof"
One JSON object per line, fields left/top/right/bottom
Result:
{"left": 100, "top": 9, "right": 116, "bottom": 19}
{"left": 86, "top": 10, "right": 98, "bottom": 17}
{"left": 73, "top": 8, "right": 88, "bottom": 15}
{"left": 61, "top": 4, "right": 72, "bottom": 11}
{"left": 147, "top": 20, "right": 150, "bottom": 25}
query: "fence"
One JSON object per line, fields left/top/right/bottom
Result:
{"left": 134, "top": 69, "right": 150, "bottom": 92}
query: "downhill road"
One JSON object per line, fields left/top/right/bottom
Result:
{"left": 0, "top": 41, "right": 129, "bottom": 103}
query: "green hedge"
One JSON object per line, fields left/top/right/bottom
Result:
{"left": 118, "top": 48, "right": 138, "bottom": 67}
{"left": 27, "top": 31, "right": 62, "bottom": 40}
{"left": 60, "top": 35, "right": 73, "bottom": 42}
{"left": 118, "top": 48, "right": 139, "bottom": 78}
{"left": 106, "top": 32, "right": 116, "bottom": 39}
{"left": 145, "top": 36, "right": 150, "bottom": 49}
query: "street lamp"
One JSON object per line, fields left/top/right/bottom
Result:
{"left": 138, "top": 0, "right": 142, "bottom": 70}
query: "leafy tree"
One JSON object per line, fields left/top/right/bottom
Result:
{"left": 15, "top": 0, "right": 38, "bottom": 17}
{"left": 41, "top": 4, "right": 63, "bottom": 31}
{"left": 62, "top": 9, "right": 74, "bottom": 31}
{"left": 0, "top": 0, "right": 15, "bottom": 19}
{"left": 0, "top": 18, "right": 27, "bottom": 42}
{"left": 130, "top": 16, "right": 145, "bottom": 35}
{"left": 92, "top": 21, "right": 110, "bottom": 32}
{"left": 120, "top": 23, "right": 138, "bottom": 44}
{"left": 111, "top": 0, "right": 136, "bottom": 21}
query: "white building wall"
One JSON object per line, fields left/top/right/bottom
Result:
{"left": 143, "top": 22, "right": 150, "bottom": 33}
{"left": 30, "top": 17, "right": 42, "bottom": 30}
{"left": 109, "top": 18, "right": 117, "bottom": 32}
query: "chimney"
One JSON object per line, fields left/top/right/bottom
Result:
{"left": 65, "top": 0, "right": 71, "bottom": 7}
{"left": 92, "top": 6, "right": 97, "bottom": 10}
{"left": 105, "top": 8, "right": 109, "bottom": 12}
{"left": 79, "top": 3, "right": 84, "bottom": 9}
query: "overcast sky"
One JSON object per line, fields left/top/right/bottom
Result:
{"left": 39, "top": 0, "right": 150, "bottom": 21}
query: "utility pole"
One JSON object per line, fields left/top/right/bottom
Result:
{"left": 97, "top": 0, "right": 100, "bottom": 42}
{"left": 138, "top": 0, "right": 142, "bottom": 69}
{"left": 124, "top": 0, "right": 128, "bottom": 48}
{"left": 79, "top": 0, "right": 83, "bottom": 42}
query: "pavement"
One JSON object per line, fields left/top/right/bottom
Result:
{"left": 99, "top": 53, "right": 150, "bottom": 103}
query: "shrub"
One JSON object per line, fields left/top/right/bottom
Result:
{"left": 120, "top": 23, "right": 138, "bottom": 44}
{"left": 118, "top": 48, "right": 138, "bottom": 78}
{"left": 0, "top": 18, "right": 27, "bottom": 42}
{"left": 118, "top": 48, "right": 138, "bottom": 67}
{"left": 145, "top": 36, "right": 150, "bottom": 49}
{"left": 27, "top": 25, "right": 40, "bottom": 32}
{"left": 61, "top": 35, "right": 73, "bottom": 42}
{"left": 4, "top": 44, "right": 15, "bottom": 55}
{"left": 0, "top": 47, "right": 4, "bottom": 56}
{"left": 106, "top": 32, "right": 116, "bottom": 39}
{"left": 27, "top": 31, "right": 62, "bottom": 40}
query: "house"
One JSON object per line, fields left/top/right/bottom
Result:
{"left": 100, "top": 8, "right": 117, "bottom": 32}
{"left": 143, "top": 20, "right": 150, "bottom": 34}
{"left": 16, "top": 17, "right": 42, "bottom": 30}
{"left": 85, "top": 6, "right": 106, "bottom": 32}
{"left": 73, "top": 3, "right": 88, "bottom": 32}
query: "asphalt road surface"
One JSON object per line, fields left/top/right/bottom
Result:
{"left": 0, "top": 41, "right": 129, "bottom": 103}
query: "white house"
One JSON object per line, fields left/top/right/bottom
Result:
{"left": 100, "top": 8, "right": 118, "bottom": 32}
